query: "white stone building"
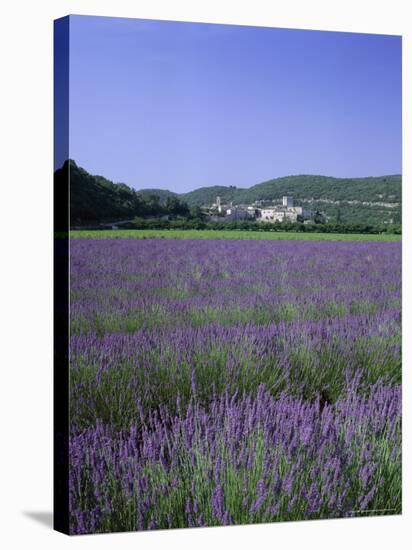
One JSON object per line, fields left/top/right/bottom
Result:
{"left": 259, "top": 196, "right": 311, "bottom": 223}
{"left": 226, "top": 206, "right": 256, "bottom": 220}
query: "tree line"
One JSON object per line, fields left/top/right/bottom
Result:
{"left": 127, "top": 217, "right": 401, "bottom": 235}
{"left": 64, "top": 160, "right": 401, "bottom": 233}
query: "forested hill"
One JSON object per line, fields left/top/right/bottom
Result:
{"left": 180, "top": 174, "right": 401, "bottom": 224}
{"left": 62, "top": 160, "right": 401, "bottom": 225}
{"left": 65, "top": 160, "right": 142, "bottom": 224}
{"left": 62, "top": 160, "right": 185, "bottom": 225}
{"left": 209, "top": 174, "right": 400, "bottom": 204}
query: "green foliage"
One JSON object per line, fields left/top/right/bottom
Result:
{"left": 236, "top": 174, "right": 401, "bottom": 204}
{"left": 70, "top": 229, "right": 401, "bottom": 242}
{"left": 63, "top": 160, "right": 190, "bottom": 225}
{"left": 180, "top": 174, "right": 401, "bottom": 226}
{"left": 108, "top": 217, "right": 401, "bottom": 236}
{"left": 133, "top": 188, "right": 178, "bottom": 203}
{"left": 181, "top": 185, "right": 239, "bottom": 206}
{"left": 63, "top": 159, "right": 402, "bottom": 227}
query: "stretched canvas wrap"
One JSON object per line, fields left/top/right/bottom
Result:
{"left": 54, "top": 15, "right": 402, "bottom": 535}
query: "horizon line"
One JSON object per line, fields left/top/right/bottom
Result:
{"left": 61, "top": 159, "right": 402, "bottom": 195}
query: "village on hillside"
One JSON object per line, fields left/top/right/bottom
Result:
{"left": 208, "top": 195, "right": 327, "bottom": 224}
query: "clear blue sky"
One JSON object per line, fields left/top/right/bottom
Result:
{"left": 66, "top": 15, "right": 401, "bottom": 193}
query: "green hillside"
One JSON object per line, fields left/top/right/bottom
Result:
{"left": 178, "top": 174, "right": 401, "bottom": 206}
{"left": 65, "top": 160, "right": 185, "bottom": 225}
{"left": 181, "top": 185, "right": 240, "bottom": 206}
{"left": 64, "top": 160, "right": 401, "bottom": 226}
{"left": 240, "top": 174, "right": 401, "bottom": 203}
{"left": 67, "top": 160, "right": 146, "bottom": 224}
{"left": 135, "top": 188, "right": 178, "bottom": 204}
{"left": 179, "top": 174, "right": 401, "bottom": 225}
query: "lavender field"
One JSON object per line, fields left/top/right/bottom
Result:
{"left": 69, "top": 238, "right": 401, "bottom": 534}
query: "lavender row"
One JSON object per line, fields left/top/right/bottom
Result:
{"left": 70, "top": 239, "right": 400, "bottom": 334}
{"left": 69, "top": 381, "right": 401, "bottom": 534}
{"left": 69, "top": 238, "right": 402, "bottom": 531}
{"left": 70, "top": 311, "right": 401, "bottom": 432}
